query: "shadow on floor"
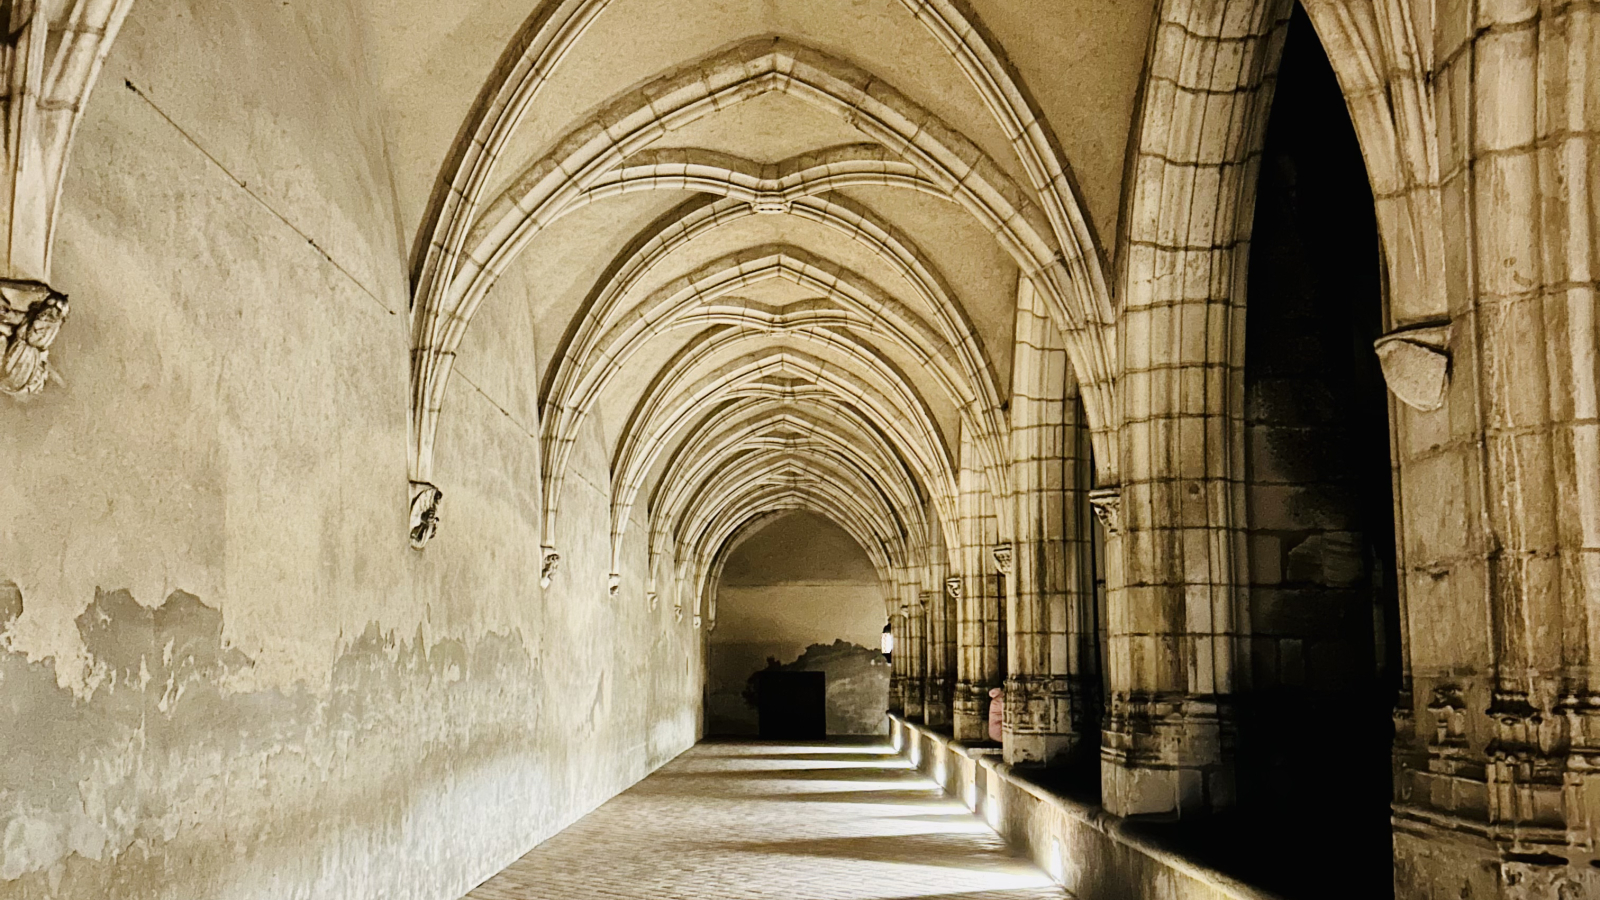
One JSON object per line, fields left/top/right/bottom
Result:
{"left": 718, "top": 788, "right": 952, "bottom": 805}
{"left": 703, "top": 832, "right": 1024, "bottom": 873}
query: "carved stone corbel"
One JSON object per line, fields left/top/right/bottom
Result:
{"left": 607, "top": 573, "right": 621, "bottom": 598}
{"left": 647, "top": 591, "right": 658, "bottom": 610}
{"left": 944, "top": 576, "right": 962, "bottom": 601}
{"left": 408, "top": 482, "right": 443, "bottom": 550}
{"left": 1089, "top": 486, "right": 1122, "bottom": 535}
{"left": 1374, "top": 322, "right": 1452, "bottom": 411}
{"left": 539, "top": 548, "right": 561, "bottom": 589}
{"left": 0, "top": 280, "right": 67, "bottom": 397}
{"left": 992, "top": 543, "right": 1012, "bottom": 574}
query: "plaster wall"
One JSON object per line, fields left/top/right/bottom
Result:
{"left": 0, "top": 3, "right": 698, "bottom": 899}
{"left": 707, "top": 512, "right": 889, "bottom": 736}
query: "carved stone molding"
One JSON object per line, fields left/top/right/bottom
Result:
{"left": 407, "top": 482, "right": 443, "bottom": 550}
{"left": 991, "top": 543, "right": 1012, "bottom": 574}
{"left": 944, "top": 576, "right": 962, "bottom": 601}
{"left": 1374, "top": 322, "right": 1452, "bottom": 411}
{"left": 1486, "top": 689, "right": 1548, "bottom": 754}
{"left": 1425, "top": 683, "right": 1468, "bottom": 748}
{"left": 0, "top": 279, "right": 66, "bottom": 396}
{"left": 539, "top": 548, "right": 561, "bottom": 589}
{"left": 1088, "top": 486, "right": 1122, "bottom": 535}
{"left": 751, "top": 193, "right": 792, "bottom": 215}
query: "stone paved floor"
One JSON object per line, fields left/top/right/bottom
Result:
{"left": 464, "top": 740, "right": 1067, "bottom": 900}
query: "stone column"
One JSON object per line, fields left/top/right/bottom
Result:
{"left": 1005, "top": 287, "right": 1097, "bottom": 764}
{"left": 1096, "top": 473, "right": 1236, "bottom": 816}
{"left": 925, "top": 577, "right": 957, "bottom": 729}
{"left": 1005, "top": 420, "right": 1095, "bottom": 765}
{"left": 903, "top": 598, "right": 927, "bottom": 721}
{"left": 1102, "top": 0, "right": 1288, "bottom": 815}
{"left": 953, "top": 438, "right": 1003, "bottom": 741}
{"left": 951, "top": 571, "right": 985, "bottom": 741}
{"left": 888, "top": 605, "right": 907, "bottom": 717}
{"left": 1336, "top": 1, "right": 1600, "bottom": 893}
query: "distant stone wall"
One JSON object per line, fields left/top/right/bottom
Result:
{"left": 707, "top": 513, "right": 889, "bottom": 736}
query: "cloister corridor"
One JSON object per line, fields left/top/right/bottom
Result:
{"left": 2, "top": 0, "right": 1596, "bottom": 897}
{"left": 464, "top": 741, "right": 1064, "bottom": 900}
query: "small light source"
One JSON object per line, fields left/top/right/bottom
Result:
{"left": 881, "top": 622, "right": 894, "bottom": 656}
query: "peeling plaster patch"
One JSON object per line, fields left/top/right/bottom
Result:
{"left": 0, "top": 584, "right": 545, "bottom": 898}
{"left": 0, "top": 581, "right": 20, "bottom": 625}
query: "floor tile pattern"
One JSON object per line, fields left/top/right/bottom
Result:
{"left": 464, "top": 741, "right": 1066, "bottom": 900}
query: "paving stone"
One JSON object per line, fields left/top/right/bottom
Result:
{"left": 463, "top": 741, "right": 1067, "bottom": 900}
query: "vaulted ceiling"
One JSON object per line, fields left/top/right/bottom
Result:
{"left": 367, "top": 0, "right": 1156, "bottom": 589}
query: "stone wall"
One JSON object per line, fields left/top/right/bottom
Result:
{"left": 0, "top": 3, "right": 699, "bottom": 899}
{"left": 707, "top": 512, "right": 889, "bottom": 736}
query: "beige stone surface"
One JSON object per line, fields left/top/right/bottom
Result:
{"left": 0, "top": 0, "right": 1595, "bottom": 897}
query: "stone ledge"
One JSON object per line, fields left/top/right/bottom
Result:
{"left": 891, "top": 715, "right": 1285, "bottom": 900}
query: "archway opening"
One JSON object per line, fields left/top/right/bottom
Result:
{"left": 1234, "top": 4, "right": 1400, "bottom": 897}
{"left": 705, "top": 511, "right": 893, "bottom": 737}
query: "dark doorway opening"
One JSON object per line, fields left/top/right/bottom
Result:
{"left": 1232, "top": 3, "right": 1400, "bottom": 898}
{"left": 757, "top": 671, "right": 827, "bottom": 740}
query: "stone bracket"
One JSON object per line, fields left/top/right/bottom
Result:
{"left": 408, "top": 481, "right": 443, "bottom": 550}
{"left": 0, "top": 279, "right": 67, "bottom": 397}
{"left": 1374, "top": 321, "right": 1452, "bottom": 411}
{"left": 540, "top": 547, "right": 561, "bottom": 588}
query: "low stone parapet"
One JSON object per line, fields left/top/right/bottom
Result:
{"left": 891, "top": 715, "right": 1285, "bottom": 900}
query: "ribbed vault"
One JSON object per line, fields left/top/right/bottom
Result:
{"left": 399, "top": 0, "right": 1127, "bottom": 637}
